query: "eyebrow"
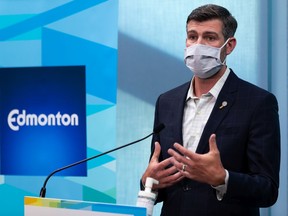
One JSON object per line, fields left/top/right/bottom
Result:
{"left": 187, "top": 30, "right": 219, "bottom": 37}
{"left": 187, "top": 30, "right": 218, "bottom": 35}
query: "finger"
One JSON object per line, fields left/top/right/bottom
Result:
{"left": 164, "top": 163, "right": 179, "bottom": 175}
{"left": 168, "top": 147, "right": 193, "bottom": 165}
{"left": 157, "top": 163, "right": 179, "bottom": 180}
{"left": 156, "top": 172, "right": 184, "bottom": 189}
{"left": 164, "top": 170, "right": 183, "bottom": 183}
{"left": 167, "top": 143, "right": 187, "bottom": 157}
{"left": 157, "top": 157, "right": 173, "bottom": 170}
{"left": 168, "top": 154, "right": 185, "bottom": 171}
{"left": 171, "top": 143, "right": 198, "bottom": 161}
{"left": 172, "top": 143, "right": 191, "bottom": 156}
{"left": 167, "top": 148, "right": 183, "bottom": 162}
{"left": 150, "top": 142, "right": 161, "bottom": 162}
{"left": 209, "top": 134, "right": 219, "bottom": 152}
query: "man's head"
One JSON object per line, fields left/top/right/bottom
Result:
{"left": 186, "top": 4, "right": 237, "bottom": 41}
{"left": 184, "top": 4, "right": 238, "bottom": 80}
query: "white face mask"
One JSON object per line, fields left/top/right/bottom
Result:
{"left": 184, "top": 39, "right": 230, "bottom": 79}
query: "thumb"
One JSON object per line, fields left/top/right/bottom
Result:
{"left": 209, "top": 134, "right": 219, "bottom": 153}
{"left": 151, "top": 142, "right": 161, "bottom": 162}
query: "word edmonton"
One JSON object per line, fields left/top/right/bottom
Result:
{"left": 7, "top": 109, "right": 79, "bottom": 131}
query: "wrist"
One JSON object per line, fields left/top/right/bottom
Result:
{"left": 212, "top": 168, "right": 226, "bottom": 186}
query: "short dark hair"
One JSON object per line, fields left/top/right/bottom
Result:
{"left": 186, "top": 4, "right": 238, "bottom": 40}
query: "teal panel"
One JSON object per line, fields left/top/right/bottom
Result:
{"left": 0, "top": 14, "right": 41, "bottom": 40}
{"left": 87, "top": 147, "right": 115, "bottom": 169}
{"left": 87, "top": 104, "right": 115, "bottom": 115}
{"left": 0, "top": 184, "right": 34, "bottom": 215}
{"left": 83, "top": 185, "right": 116, "bottom": 203}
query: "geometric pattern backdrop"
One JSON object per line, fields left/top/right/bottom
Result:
{"left": 117, "top": 1, "right": 287, "bottom": 216}
{"left": 0, "top": 0, "right": 118, "bottom": 215}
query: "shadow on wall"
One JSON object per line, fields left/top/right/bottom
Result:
{"left": 118, "top": 31, "right": 191, "bottom": 105}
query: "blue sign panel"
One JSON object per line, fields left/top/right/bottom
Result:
{"left": 0, "top": 66, "right": 86, "bottom": 176}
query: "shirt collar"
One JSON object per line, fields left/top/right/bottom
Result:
{"left": 186, "top": 67, "right": 230, "bottom": 101}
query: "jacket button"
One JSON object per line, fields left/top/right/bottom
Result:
{"left": 183, "top": 185, "right": 191, "bottom": 191}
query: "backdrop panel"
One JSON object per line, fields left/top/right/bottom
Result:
{"left": 117, "top": 1, "right": 286, "bottom": 216}
{"left": 0, "top": 0, "right": 118, "bottom": 215}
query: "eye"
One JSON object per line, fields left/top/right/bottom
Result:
{"left": 187, "top": 33, "right": 198, "bottom": 42}
{"left": 205, "top": 36, "right": 216, "bottom": 41}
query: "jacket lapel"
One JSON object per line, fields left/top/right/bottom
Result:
{"left": 196, "top": 71, "right": 238, "bottom": 154}
{"left": 174, "top": 82, "right": 191, "bottom": 145}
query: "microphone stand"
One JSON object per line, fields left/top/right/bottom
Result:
{"left": 39, "top": 124, "right": 164, "bottom": 198}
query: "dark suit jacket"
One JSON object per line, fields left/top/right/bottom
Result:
{"left": 150, "top": 70, "right": 280, "bottom": 216}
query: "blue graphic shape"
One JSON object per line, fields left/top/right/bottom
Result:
{"left": 0, "top": 66, "right": 87, "bottom": 176}
{"left": 0, "top": 40, "right": 42, "bottom": 67}
{"left": 0, "top": 0, "right": 108, "bottom": 41}
{"left": 87, "top": 94, "right": 115, "bottom": 115}
{"left": 46, "top": 0, "right": 118, "bottom": 49}
{"left": 86, "top": 148, "right": 115, "bottom": 169}
{"left": 0, "top": 14, "right": 41, "bottom": 40}
{"left": 68, "top": 165, "right": 115, "bottom": 191}
{"left": 42, "top": 28, "right": 117, "bottom": 104}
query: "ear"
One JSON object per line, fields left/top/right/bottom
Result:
{"left": 226, "top": 37, "right": 236, "bottom": 55}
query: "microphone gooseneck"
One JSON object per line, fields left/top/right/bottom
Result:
{"left": 153, "top": 123, "right": 165, "bottom": 134}
{"left": 39, "top": 123, "right": 165, "bottom": 198}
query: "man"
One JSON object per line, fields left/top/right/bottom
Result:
{"left": 141, "top": 4, "right": 280, "bottom": 216}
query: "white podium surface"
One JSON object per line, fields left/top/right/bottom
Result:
{"left": 24, "top": 196, "right": 146, "bottom": 216}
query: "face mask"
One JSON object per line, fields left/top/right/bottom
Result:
{"left": 184, "top": 39, "right": 230, "bottom": 79}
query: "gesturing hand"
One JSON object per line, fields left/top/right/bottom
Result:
{"left": 141, "top": 142, "right": 184, "bottom": 190}
{"left": 168, "top": 134, "right": 226, "bottom": 186}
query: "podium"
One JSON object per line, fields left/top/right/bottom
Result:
{"left": 24, "top": 196, "right": 146, "bottom": 216}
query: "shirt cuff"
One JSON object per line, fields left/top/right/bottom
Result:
{"left": 211, "top": 169, "right": 229, "bottom": 201}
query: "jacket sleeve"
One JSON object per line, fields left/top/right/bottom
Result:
{"left": 224, "top": 93, "right": 280, "bottom": 207}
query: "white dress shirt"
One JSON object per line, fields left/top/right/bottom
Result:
{"left": 182, "top": 68, "right": 230, "bottom": 200}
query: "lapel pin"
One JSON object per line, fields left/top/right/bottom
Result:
{"left": 219, "top": 101, "right": 228, "bottom": 109}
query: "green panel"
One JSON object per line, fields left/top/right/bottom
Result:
{"left": 83, "top": 185, "right": 116, "bottom": 203}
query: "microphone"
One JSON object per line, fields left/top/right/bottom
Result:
{"left": 39, "top": 123, "right": 165, "bottom": 198}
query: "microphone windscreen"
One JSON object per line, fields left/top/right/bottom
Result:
{"left": 153, "top": 123, "right": 165, "bottom": 133}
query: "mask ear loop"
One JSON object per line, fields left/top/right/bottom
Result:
{"left": 219, "top": 38, "right": 230, "bottom": 64}
{"left": 220, "top": 38, "right": 231, "bottom": 49}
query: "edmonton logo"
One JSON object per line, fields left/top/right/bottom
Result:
{"left": 7, "top": 109, "right": 79, "bottom": 131}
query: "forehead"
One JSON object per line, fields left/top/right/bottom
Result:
{"left": 186, "top": 19, "right": 223, "bottom": 36}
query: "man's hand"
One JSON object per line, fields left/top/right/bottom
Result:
{"left": 142, "top": 142, "right": 184, "bottom": 190}
{"left": 168, "top": 134, "right": 226, "bottom": 186}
